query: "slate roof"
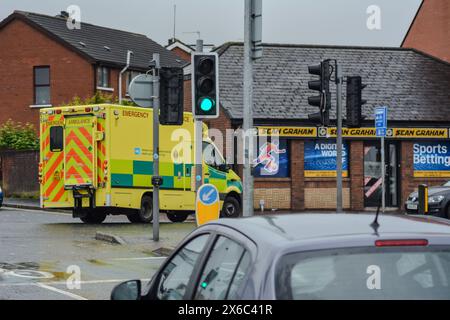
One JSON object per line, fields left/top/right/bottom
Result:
{"left": 0, "top": 11, "right": 185, "bottom": 69}
{"left": 216, "top": 43, "right": 450, "bottom": 122}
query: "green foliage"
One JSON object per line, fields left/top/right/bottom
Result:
{"left": 0, "top": 120, "right": 39, "bottom": 151}
{"left": 61, "top": 91, "right": 138, "bottom": 107}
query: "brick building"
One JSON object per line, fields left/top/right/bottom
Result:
{"left": 199, "top": 43, "right": 450, "bottom": 212}
{"left": 166, "top": 38, "right": 195, "bottom": 63}
{"left": 402, "top": 0, "right": 450, "bottom": 63}
{"left": 0, "top": 11, "right": 185, "bottom": 129}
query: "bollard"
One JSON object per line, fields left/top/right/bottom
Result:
{"left": 418, "top": 184, "right": 429, "bottom": 215}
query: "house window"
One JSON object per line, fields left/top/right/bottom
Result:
{"left": 34, "top": 66, "right": 50, "bottom": 105}
{"left": 126, "top": 71, "right": 141, "bottom": 94}
{"left": 97, "top": 66, "right": 110, "bottom": 88}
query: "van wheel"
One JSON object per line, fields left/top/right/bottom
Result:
{"left": 167, "top": 212, "right": 189, "bottom": 223}
{"left": 80, "top": 209, "right": 107, "bottom": 224}
{"left": 128, "top": 195, "right": 153, "bottom": 224}
{"left": 221, "top": 197, "right": 241, "bottom": 218}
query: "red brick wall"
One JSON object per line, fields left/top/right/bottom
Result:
{"left": 402, "top": 0, "right": 450, "bottom": 63}
{"left": 183, "top": 79, "right": 192, "bottom": 112}
{"left": 170, "top": 47, "right": 191, "bottom": 63}
{"left": 0, "top": 19, "right": 95, "bottom": 129}
{"left": 350, "top": 141, "right": 364, "bottom": 211}
{"left": 291, "top": 140, "right": 305, "bottom": 210}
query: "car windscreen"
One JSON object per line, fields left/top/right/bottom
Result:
{"left": 276, "top": 246, "right": 450, "bottom": 300}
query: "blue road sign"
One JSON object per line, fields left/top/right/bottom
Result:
{"left": 198, "top": 184, "right": 219, "bottom": 206}
{"left": 375, "top": 106, "right": 388, "bottom": 137}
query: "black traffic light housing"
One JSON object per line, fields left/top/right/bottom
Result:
{"left": 192, "top": 52, "right": 219, "bottom": 119}
{"left": 307, "top": 60, "right": 332, "bottom": 126}
{"left": 346, "top": 76, "right": 367, "bottom": 128}
{"left": 160, "top": 67, "right": 184, "bottom": 126}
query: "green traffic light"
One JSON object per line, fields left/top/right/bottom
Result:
{"left": 200, "top": 97, "right": 214, "bottom": 112}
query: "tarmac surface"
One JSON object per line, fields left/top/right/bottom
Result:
{"left": 0, "top": 206, "right": 196, "bottom": 300}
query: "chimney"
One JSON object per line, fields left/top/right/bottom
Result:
{"left": 57, "top": 11, "right": 69, "bottom": 19}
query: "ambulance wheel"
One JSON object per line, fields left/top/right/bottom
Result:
{"left": 80, "top": 210, "right": 107, "bottom": 224}
{"left": 221, "top": 197, "right": 241, "bottom": 218}
{"left": 128, "top": 195, "right": 153, "bottom": 224}
{"left": 166, "top": 212, "right": 188, "bottom": 223}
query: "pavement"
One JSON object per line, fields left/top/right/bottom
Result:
{"left": 3, "top": 197, "right": 44, "bottom": 211}
{"left": 0, "top": 206, "right": 197, "bottom": 300}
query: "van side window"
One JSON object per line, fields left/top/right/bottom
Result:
{"left": 50, "top": 126, "right": 63, "bottom": 152}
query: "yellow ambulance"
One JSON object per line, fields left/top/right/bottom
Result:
{"left": 39, "top": 104, "right": 242, "bottom": 224}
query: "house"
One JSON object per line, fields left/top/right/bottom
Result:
{"left": 166, "top": 38, "right": 195, "bottom": 63}
{"left": 0, "top": 10, "right": 185, "bottom": 128}
{"left": 402, "top": 0, "right": 450, "bottom": 63}
{"left": 198, "top": 42, "right": 450, "bottom": 211}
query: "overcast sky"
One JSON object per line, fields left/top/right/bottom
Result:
{"left": 0, "top": 0, "right": 422, "bottom": 47}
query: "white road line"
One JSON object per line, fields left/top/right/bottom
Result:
{"left": 111, "top": 257, "right": 167, "bottom": 261}
{"left": 34, "top": 283, "right": 88, "bottom": 300}
{"left": 0, "top": 278, "right": 151, "bottom": 287}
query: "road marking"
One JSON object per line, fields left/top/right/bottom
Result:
{"left": 34, "top": 283, "right": 88, "bottom": 300}
{"left": 0, "top": 278, "right": 152, "bottom": 287}
{"left": 111, "top": 257, "right": 167, "bottom": 261}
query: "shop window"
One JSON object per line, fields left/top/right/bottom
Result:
{"left": 50, "top": 126, "right": 63, "bottom": 152}
{"left": 304, "top": 140, "right": 349, "bottom": 178}
{"left": 253, "top": 138, "right": 290, "bottom": 178}
{"left": 34, "top": 66, "right": 51, "bottom": 105}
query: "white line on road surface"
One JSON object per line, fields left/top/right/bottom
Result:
{"left": 34, "top": 283, "right": 88, "bottom": 300}
{"left": 0, "top": 278, "right": 152, "bottom": 288}
{"left": 111, "top": 257, "right": 167, "bottom": 261}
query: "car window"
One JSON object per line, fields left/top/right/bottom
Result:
{"left": 194, "top": 236, "right": 249, "bottom": 300}
{"left": 202, "top": 142, "right": 225, "bottom": 167}
{"left": 227, "top": 251, "right": 252, "bottom": 299}
{"left": 156, "top": 234, "right": 209, "bottom": 300}
{"left": 276, "top": 247, "right": 450, "bottom": 300}
{"left": 203, "top": 142, "right": 216, "bottom": 166}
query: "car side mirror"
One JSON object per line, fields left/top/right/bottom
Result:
{"left": 111, "top": 280, "right": 141, "bottom": 300}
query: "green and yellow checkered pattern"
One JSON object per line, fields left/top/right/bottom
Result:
{"left": 111, "top": 160, "right": 191, "bottom": 190}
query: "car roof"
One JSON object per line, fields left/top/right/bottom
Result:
{"left": 207, "top": 214, "right": 450, "bottom": 246}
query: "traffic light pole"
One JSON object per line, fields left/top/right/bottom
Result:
{"left": 243, "top": 0, "right": 255, "bottom": 217}
{"left": 336, "top": 63, "right": 344, "bottom": 213}
{"left": 152, "top": 53, "right": 160, "bottom": 241}
{"left": 195, "top": 40, "right": 204, "bottom": 193}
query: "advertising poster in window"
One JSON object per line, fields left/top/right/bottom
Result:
{"left": 414, "top": 142, "right": 450, "bottom": 178}
{"left": 253, "top": 140, "right": 289, "bottom": 178}
{"left": 304, "top": 141, "right": 349, "bottom": 178}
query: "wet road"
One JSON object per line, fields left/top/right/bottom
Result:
{"left": 0, "top": 207, "right": 196, "bottom": 300}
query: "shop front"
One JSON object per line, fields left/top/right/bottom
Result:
{"left": 252, "top": 126, "right": 450, "bottom": 212}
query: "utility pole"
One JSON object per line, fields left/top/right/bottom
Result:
{"left": 243, "top": 0, "right": 254, "bottom": 217}
{"left": 243, "top": 0, "right": 262, "bottom": 217}
{"left": 152, "top": 53, "right": 161, "bottom": 241}
{"left": 336, "top": 63, "right": 343, "bottom": 213}
{"left": 195, "top": 39, "right": 204, "bottom": 193}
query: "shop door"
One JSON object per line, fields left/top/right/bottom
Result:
{"left": 364, "top": 141, "right": 400, "bottom": 208}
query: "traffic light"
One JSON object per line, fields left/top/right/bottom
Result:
{"left": 192, "top": 52, "right": 219, "bottom": 119}
{"left": 346, "top": 76, "right": 367, "bottom": 128}
{"left": 307, "top": 60, "right": 332, "bottom": 126}
{"left": 160, "top": 67, "right": 184, "bottom": 125}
